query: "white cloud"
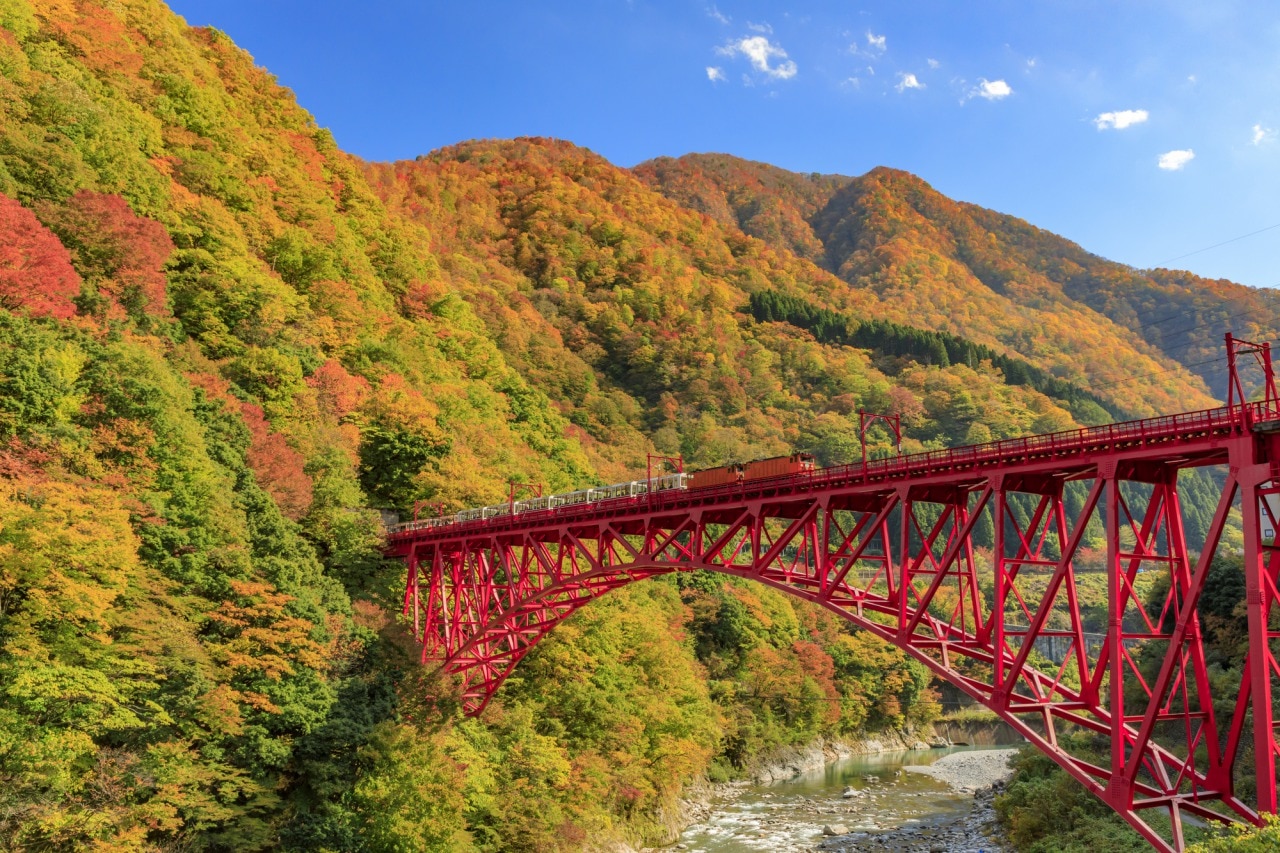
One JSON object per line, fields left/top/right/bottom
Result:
{"left": 1026, "top": 58, "right": 1037, "bottom": 70}
{"left": 866, "top": 31, "right": 886, "bottom": 52}
{"left": 972, "top": 78, "right": 1012, "bottom": 100}
{"left": 707, "top": 5, "right": 729, "bottom": 25}
{"left": 1187, "top": 74, "right": 1197, "bottom": 84}
{"left": 1158, "top": 149, "right": 1195, "bottom": 171}
{"left": 896, "top": 72, "right": 923, "bottom": 92}
{"left": 1253, "top": 123, "right": 1276, "bottom": 145}
{"left": 1095, "top": 109, "right": 1149, "bottom": 130}
{"left": 746, "top": 21, "right": 772, "bottom": 34}
{"left": 927, "top": 58, "right": 940, "bottom": 69}
{"left": 717, "top": 35, "right": 797, "bottom": 80}
{"left": 706, "top": 66, "right": 725, "bottom": 82}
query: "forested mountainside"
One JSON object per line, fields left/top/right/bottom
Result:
{"left": 0, "top": 2, "right": 1272, "bottom": 851}
{"left": 636, "top": 153, "right": 1280, "bottom": 400}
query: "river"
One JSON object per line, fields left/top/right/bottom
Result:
{"left": 676, "top": 746, "right": 1013, "bottom": 853}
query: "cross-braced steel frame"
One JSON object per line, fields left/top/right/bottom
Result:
{"left": 387, "top": 340, "right": 1280, "bottom": 851}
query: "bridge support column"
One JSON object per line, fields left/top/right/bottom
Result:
{"left": 1239, "top": 457, "right": 1280, "bottom": 815}
{"left": 1102, "top": 463, "right": 1132, "bottom": 811}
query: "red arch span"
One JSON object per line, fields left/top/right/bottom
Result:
{"left": 387, "top": 401, "right": 1280, "bottom": 853}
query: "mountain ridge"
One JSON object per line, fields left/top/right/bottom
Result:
{"left": 634, "top": 152, "right": 1280, "bottom": 401}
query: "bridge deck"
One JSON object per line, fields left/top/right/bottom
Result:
{"left": 388, "top": 403, "right": 1253, "bottom": 553}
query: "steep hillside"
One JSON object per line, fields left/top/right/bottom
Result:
{"left": 633, "top": 153, "right": 850, "bottom": 265}
{"left": 0, "top": 2, "right": 1268, "bottom": 851}
{"left": 0, "top": 1, "right": 620, "bottom": 847}
{"left": 0, "top": 3, "right": 966, "bottom": 849}
{"left": 367, "top": 139, "right": 1122, "bottom": 467}
{"left": 637, "top": 154, "right": 1276, "bottom": 403}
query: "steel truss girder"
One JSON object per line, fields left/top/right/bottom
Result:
{"left": 395, "top": 427, "right": 1280, "bottom": 852}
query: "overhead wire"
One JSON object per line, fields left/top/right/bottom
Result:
{"left": 1105, "top": 299, "right": 1277, "bottom": 340}
{"left": 1077, "top": 324, "right": 1279, "bottom": 395}
{"left": 972, "top": 223, "right": 1280, "bottom": 398}
{"left": 1155, "top": 222, "right": 1280, "bottom": 266}
{"left": 1079, "top": 356, "right": 1228, "bottom": 394}
{"left": 1074, "top": 253, "right": 1279, "bottom": 341}
{"left": 1144, "top": 308, "right": 1268, "bottom": 341}
{"left": 1126, "top": 304, "right": 1223, "bottom": 332}
{"left": 1078, "top": 304, "right": 1280, "bottom": 392}
{"left": 1044, "top": 302, "right": 1268, "bottom": 395}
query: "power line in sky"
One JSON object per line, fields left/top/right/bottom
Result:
{"left": 1156, "top": 222, "right": 1280, "bottom": 266}
{"left": 1080, "top": 356, "right": 1228, "bottom": 394}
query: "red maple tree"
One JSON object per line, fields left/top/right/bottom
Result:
{"left": 240, "top": 402, "right": 314, "bottom": 520}
{"left": 0, "top": 194, "right": 81, "bottom": 319}
{"left": 41, "top": 191, "right": 174, "bottom": 316}
{"left": 306, "top": 359, "right": 370, "bottom": 419}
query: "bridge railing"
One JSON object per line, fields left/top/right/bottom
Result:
{"left": 814, "top": 402, "right": 1244, "bottom": 486}
{"left": 387, "top": 403, "right": 1254, "bottom": 540}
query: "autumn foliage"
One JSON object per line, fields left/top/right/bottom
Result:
{"left": 241, "top": 401, "right": 313, "bottom": 519}
{"left": 306, "top": 358, "right": 369, "bottom": 419}
{"left": 39, "top": 190, "right": 174, "bottom": 316}
{"left": 0, "top": 194, "right": 80, "bottom": 319}
{"left": 0, "top": 2, "right": 1274, "bottom": 851}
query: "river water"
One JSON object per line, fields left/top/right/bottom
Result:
{"left": 677, "top": 747, "right": 1005, "bottom": 853}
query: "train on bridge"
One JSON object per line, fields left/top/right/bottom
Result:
{"left": 393, "top": 452, "right": 816, "bottom": 531}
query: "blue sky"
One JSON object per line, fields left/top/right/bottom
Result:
{"left": 166, "top": 1, "right": 1279, "bottom": 289}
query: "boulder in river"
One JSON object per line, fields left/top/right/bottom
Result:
{"left": 822, "top": 824, "right": 850, "bottom": 836}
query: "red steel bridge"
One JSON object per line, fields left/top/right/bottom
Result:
{"left": 385, "top": 336, "right": 1280, "bottom": 851}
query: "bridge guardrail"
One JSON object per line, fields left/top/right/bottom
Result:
{"left": 387, "top": 403, "right": 1254, "bottom": 540}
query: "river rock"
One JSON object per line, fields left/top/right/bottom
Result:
{"left": 822, "top": 824, "right": 850, "bottom": 836}
{"left": 841, "top": 786, "right": 863, "bottom": 798}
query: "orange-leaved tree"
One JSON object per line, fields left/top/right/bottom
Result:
{"left": 0, "top": 194, "right": 81, "bottom": 320}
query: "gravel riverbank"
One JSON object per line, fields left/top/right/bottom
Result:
{"left": 901, "top": 747, "right": 1019, "bottom": 792}
{"left": 817, "top": 748, "right": 1019, "bottom": 853}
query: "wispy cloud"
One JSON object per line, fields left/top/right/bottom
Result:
{"left": 866, "top": 31, "right": 887, "bottom": 52}
{"left": 707, "top": 5, "right": 729, "bottom": 25}
{"left": 927, "top": 58, "right": 940, "bottom": 69}
{"left": 706, "top": 66, "right": 725, "bottom": 82}
{"left": 1158, "top": 149, "right": 1194, "bottom": 171}
{"left": 1253, "top": 123, "right": 1276, "bottom": 145}
{"left": 717, "top": 35, "right": 797, "bottom": 80}
{"left": 970, "top": 78, "right": 1012, "bottom": 101}
{"left": 896, "top": 72, "right": 923, "bottom": 93}
{"left": 1095, "top": 109, "right": 1149, "bottom": 130}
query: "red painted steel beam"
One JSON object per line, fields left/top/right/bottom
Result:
{"left": 387, "top": 399, "right": 1280, "bottom": 852}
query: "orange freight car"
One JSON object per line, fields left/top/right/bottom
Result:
{"left": 687, "top": 462, "right": 745, "bottom": 489}
{"left": 687, "top": 453, "right": 816, "bottom": 490}
{"left": 742, "top": 453, "right": 816, "bottom": 480}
